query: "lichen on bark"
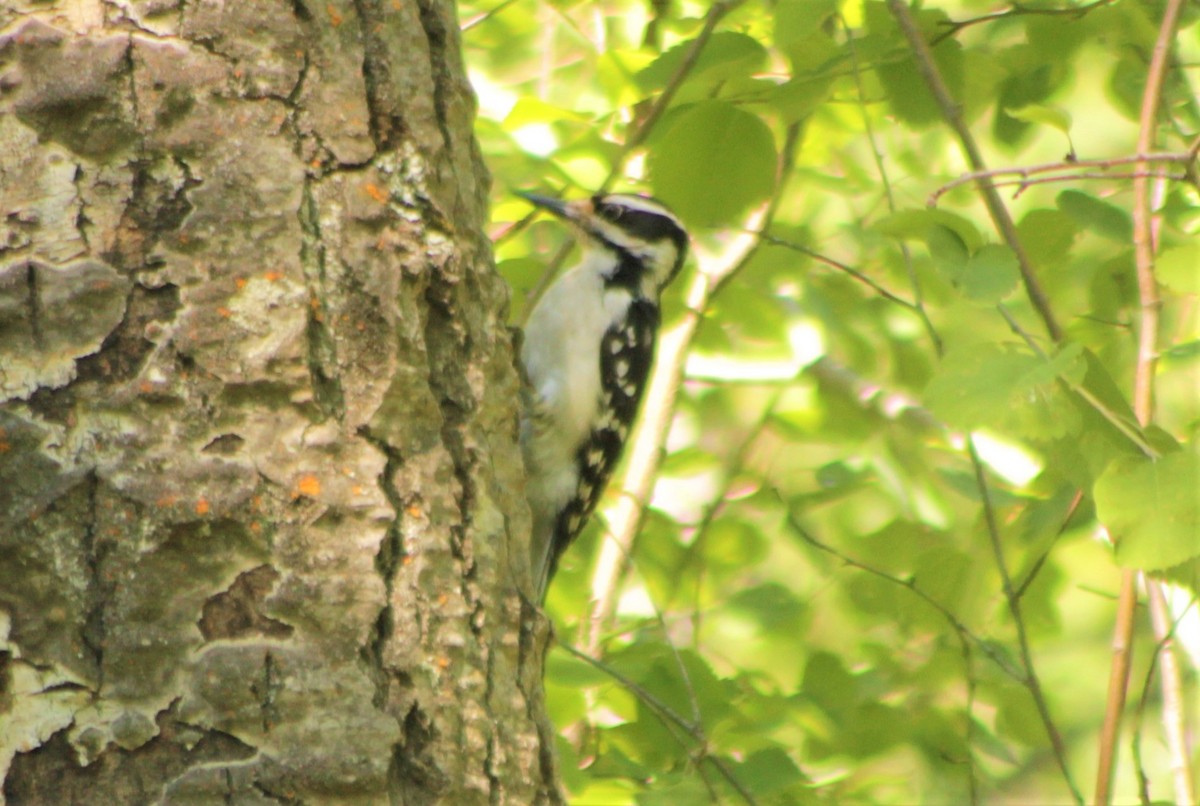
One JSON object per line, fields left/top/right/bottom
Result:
{"left": 0, "top": 1, "right": 550, "bottom": 802}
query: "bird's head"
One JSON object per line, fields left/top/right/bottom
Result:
{"left": 519, "top": 191, "right": 689, "bottom": 297}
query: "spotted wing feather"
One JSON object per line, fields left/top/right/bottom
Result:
{"left": 543, "top": 299, "right": 660, "bottom": 585}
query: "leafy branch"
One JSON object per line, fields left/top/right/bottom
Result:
{"left": 557, "top": 642, "right": 759, "bottom": 805}
{"left": 967, "top": 438, "right": 1082, "bottom": 804}
{"left": 888, "top": 0, "right": 1062, "bottom": 343}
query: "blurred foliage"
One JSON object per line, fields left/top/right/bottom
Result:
{"left": 462, "top": 0, "right": 1200, "bottom": 802}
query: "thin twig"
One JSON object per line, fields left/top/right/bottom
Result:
{"left": 995, "top": 305, "right": 1160, "bottom": 460}
{"left": 984, "top": 171, "right": 1188, "bottom": 199}
{"left": 928, "top": 153, "right": 1199, "bottom": 206}
{"left": 888, "top": 0, "right": 1062, "bottom": 342}
{"left": 608, "top": 0, "right": 742, "bottom": 181}
{"left": 459, "top": 0, "right": 521, "bottom": 31}
{"left": 558, "top": 642, "right": 759, "bottom": 805}
{"left": 932, "top": 0, "right": 1114, "bottom": 45}
{"left": 784, "top": 508, "right": 989, "bottom": 800}
{"left": 967, "top": 438, "right": 1082, "bottom": 804}
{"left": 1145, "top": 581, "right": 1195, "bottom": 805}
{"left": 780, "top": 500, "right": 1023, "bottom": 682}
{"left": 757, "top": 234, "right": 921, "bottom": 311}
{"left": 1097, "top": 0, "right": 1191, "bottom": 801}
{"left": 843, "top": 12, "right": 942, "bottom": 355}
{"left": 1013, "top": 489, "right": 1085, "bottom": 601}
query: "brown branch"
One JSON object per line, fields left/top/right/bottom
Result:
{"left": 887, "top": 0, "right": 1062, "bottom": 343}
{"left": 1097, "top": 570, "right": 1140, "bottom": 806}
{"left": 928, "top": 152, "right": 1199, "bottom": 206}
{"left": 1097, "top": 0, "right": 1190, "bottom": 802}
{"left": 993, "top": 172, "right": 1189, "bottom": 199}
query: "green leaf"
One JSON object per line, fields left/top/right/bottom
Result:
{"left": 767, "top": 75, "right": 834, "bottom": 121}
{"left": 1017, "top": 209, "right": 1077, "bottom": 267}
{"left": 637, "top": 32, "right": 768, "bottom": 91}
{"left": 1056, "top": 190, "right": 1133, "bottom": 242}
{"left": 874, "top": 209, "right": 983, "bottom": 252}
{"left": 1157, "top": 244, "right": 1200, "bottom": 293}
{"left": 870, "top": 10, "right": 964, "bottom": 127}
{"left": 926, "top": 224, "right": 969, "bottom": 282}
{"left": 961, "top": 244, "right": 1019, "bottom": 302}
{"left": 1005, "top": 103, "right": 1072, "bottom": 134}
{"left": 775, "top": 0, "right": 838, "bottom": 50}
{"left": 1096, "top": 449, "right": 1200, "bottom": 570}
{"left": 735, "top": 747, "right": 808, "bottom": 794}
{"left": 801, "top": 651, "right": 857, "bottom": 715}
{"left": 995, "top": 683, "right": 1046, "bottom": 746}
{"left": 727, "top": 583, "right": 809, "bottom": 633}
{"left": 649, "top": 101, "right": 776, "bottom": 226}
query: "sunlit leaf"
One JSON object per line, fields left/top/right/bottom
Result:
{"left": 637, "top": 31, "right": 768, "bottom": 91}
{"left": 1057, "top": 189, "right": 1133, "bottom": 242}
{"left": 1005, "top": 103, "right": 1072, "bottom": 135}
{"left": 874, "top": 209, "right": 983, "bottom": 252}
{"left": 1157, "top": 244, "right": 1200, "bottom": 293}
{"left": 1097, "top": 449, "right": 1200, "bottom": 570}
{"left": 648, "top": 101, "right": 776, "bottom": 225}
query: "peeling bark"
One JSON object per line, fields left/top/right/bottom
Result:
{"left": 0, "top": 1, "right": 552, "bottom": 802}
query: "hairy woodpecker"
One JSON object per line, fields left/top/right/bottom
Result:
{"left": 518, "top": 191, "right": 689, "bottom": 601}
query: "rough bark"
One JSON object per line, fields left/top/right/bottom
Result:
{"left": 0, "top": 1, "right": 554, "bottom": 802}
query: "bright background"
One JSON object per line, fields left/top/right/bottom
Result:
{"left": 463, "top": 1, "right": 1199, "bottom": 802}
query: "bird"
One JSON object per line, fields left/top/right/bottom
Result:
{"left": 517, "top": 191, "right": 689, "bottom": 601}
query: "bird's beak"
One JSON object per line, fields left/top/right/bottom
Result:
{"left": 517, "top": 191, "right": 587, "bottom": 221}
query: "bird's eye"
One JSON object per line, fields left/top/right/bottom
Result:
{"left": 596, "top": 202, "right": 624, "bottom": 222}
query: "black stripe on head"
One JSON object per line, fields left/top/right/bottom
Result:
{"left": 593, "top": 194, "right": 688, "bottom": 257}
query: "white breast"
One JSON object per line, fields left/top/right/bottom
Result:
{"left": 520, "top": 253, "right": 633, "bottom": 518}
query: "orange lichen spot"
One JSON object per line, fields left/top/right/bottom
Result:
{"left": 296, "top": 474, "right": 321, "bottom": 497}
{"left": 250, "top": 521, "right": 262, "bottom": 533}
{"left": 217, "top": 306, "right": 233, "bottom": 318}
{"left": 139, "top": 380, "right": 156, "bottom": 394}
{"left": 402, "top": 555, "right": 413, "bottom": 565}
{"left": 352, "top": 484, "right": 365, "bottom": 496}
{"left": 437, "top": 593, "right": 449, "bottom": 606}
{"left": 364, "top": 182, "right": 389, "bottom": 204}
{"left": 327, "top": 3, "right": 343, "bottom": 25}
{"left": 436, "top": 656, "right": 451, "bottom": 670}
{"left": 356, "top": 320, "right": 367, "bottom": 331}
{"left": 0, "top": 439, "right": 10, "bottom": 454}
{"left": 405, "top": 503, "right": 422, "bottom": 518}
{"left": 156, "top": 493, "right": 179, "bottom": 508}
{"left": 234, "top": 277, "right": 248, "bottom": 289}
{"left": 195, "top": 498, "right": 211, "bottom": 516}
{"left": 264, "top": 270, "right": 284, "bottom": 282}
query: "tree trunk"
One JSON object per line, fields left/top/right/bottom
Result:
{"left": 0, "top": 1, "right": 555, "bottom": 802}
